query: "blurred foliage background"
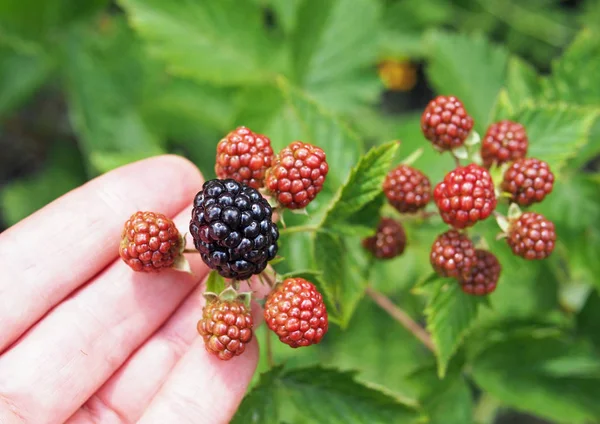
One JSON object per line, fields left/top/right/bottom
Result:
{"left": 2, "top": 1, "right": 600, "bottom": 423}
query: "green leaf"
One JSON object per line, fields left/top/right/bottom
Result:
{"left": 577, "top": 290, "right": 600, "bottom": 352}
{"left": 0, "top": 43, "right": 53, "bottom": 117}
{"left": 232, "top": 366, "right": 423, "bottom": 424}
{"left": 0, "top": 141, "right": 86, "bottom": 226}
{"left": 424, "top": 278, "right": 484, "bottom": 377}
{"left": 62, "top": 20, "right": 164, "bottom": 174}
{"left": 493, "top": 102, "right": 599, "bottom": 174}
{"left": 0, "top": 0, "right": 107, "bottom": 42}
{"left": 118, "top": 0, "right": 277, "bottom": 85}
{"left": 264, "top": 0, "right": 302, "bottom": 35}
{"left": 321, "top": 141, "right": 399, "bottom": 228}
{"left": 472, "top": 335, "right": 600, "bottom": 423}
{"left": 504, "top": 55, "right": 542, "bottom": 105}
{"left": 290, "top": 0, "right": 381, "bottom": 112}
{"left": 544, "top": 29, "right": 600, "bottom": 106}
{"left": 407, "top": 362, "right": 474, "bottom": 424}
{"left": 424, "top": 31, "right": 509, "bottom": 130}
{"left": 542, "top": 29, "right": 600, "bottom": 169}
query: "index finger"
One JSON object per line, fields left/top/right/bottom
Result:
{"left": 0, "top": 155, "right": 203, "bottom": 353}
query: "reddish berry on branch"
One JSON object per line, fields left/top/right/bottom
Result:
{"left": 265, "top": 142, "right": 328, "bottom": 210}
{"left": 430, "top": 230, "right": 476, "bottom": 280}
{"left": 383, "top": 164, "right": 431, "bottom": 213}
{"left": 215, "top": 126, "right": 274, "bottom": 189}
{"left": 362, "top": 217, "right": 406, "bottom": 260}
{"left": 434, "top": 164, "right": 497, "bottom": 229}
{"left": 189, "top": 179, "right": 279, "bottom": 280}
{"left": 481, "top": 120, "right": 528, "bottom": 168}
{"left": 507, "top": 212, "right": 556, "bottom": 260}
{"left": 119, "top": 211, "right": 182, "bottom": 272}
{"left": 264, "top": 278, "right": 328, "bottom": 348}
{"left": 421, "top": 95, "right": 474, "bottom": 150}
{"left": 459, "top": 249, "right": 501, "bottom": 296}
{"left": 501, "top": 158, "right": 554, "bottom": 206}
{"left": 197, "top": 297, "right": 253, "bottom": 361}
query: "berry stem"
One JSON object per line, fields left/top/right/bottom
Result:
{"left": 279, "top": 225, "right": 321, "bottom": 236}
{"left": 183, "top": 248, "right": 199, "bottom": 254}
{"left": 365, "top": 287, "right": 435, "bottom": 352}
{"left": 266, "top": 327, "right": 274, "bottom": 368}
{"left": 452, "top": 154, "right": 461, "bottom": 168}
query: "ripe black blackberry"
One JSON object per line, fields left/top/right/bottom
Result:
{"left": 430, "top": 230, "right": 476, "bottom": 280}
{"left": 362, "top": 218, "right": 406, "bottom": 259}
{"left": 459, "top": 250, "right": 501, "bottom": 296}
{"left": 189, "top": 179, "right": 279, "bottom": 280}
{"left": 501, "top": 158, "right": 554, "bottom": 206}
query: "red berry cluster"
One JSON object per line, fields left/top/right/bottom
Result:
{"left": 117, "top": 125, "right": 330, "bottom": 361}
{"left": 414, "top": 94, "right": 558, "bottom": 295}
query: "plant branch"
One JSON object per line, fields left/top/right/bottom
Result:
{"left": 183, "top": 248, "right": 199, "bottom": 254}
{"left": 365, "top": 286, "right": 435, "bottom": 352}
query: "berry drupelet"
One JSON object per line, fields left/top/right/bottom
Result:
{"left": 433, "top": 164, "right": 497, "bottom": 229}
{"left": 383, "top": 164, "right": 431, "bottom": 213}
{"left": 215, "top": 126, "right": 274, "bottom": 189}
{"left": 189, "top": 179, "right": 279, "bottom": 280}
{"left": 421, "top": 95, "right": 474, "bottom": 150}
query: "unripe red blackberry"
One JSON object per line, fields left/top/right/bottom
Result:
{"left": 433, "top": 164, "right": 497, "bottom": 229}
{"left": 459, "top": 250, "right": 501, "bottom": 296}
{"left": 383, "top": 164, "right": 431, "bottom": 213}
{"left": 481, "top": 120, "right": 528, "bottom": 168}
{"left": 507, "top": 212, "right": 556, "bottom": 260}
{"left": 264, "top": 278, "right": 328, "bottom": 348}
{"left": 197, "top": 298, "right": 253, "bottom": 361}
{"left": 421, "top": 95, "right": 474, "bottom": 150}
{"left": 430, "top": 230, "right": 476, "bottom": 280}
{"left": 362, "top": 218, "right": 406, "bottom": 259}
{"left": 119, "top": 211, "right": 182, "bottom": 272}
{"left": 215, "top": 126, "right": 274, "bottom": 189}
{"left": 265, "top": 141, "right": 328, "bottom": 209}
{"left": 501, "top": 158, "right": 554, "bottom": 206}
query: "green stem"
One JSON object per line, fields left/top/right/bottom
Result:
{"left": 266, "top": 328, "right": 274, "bottom": 368}
{"left": 279, "top": 225, "right": 321, "bottom": 236}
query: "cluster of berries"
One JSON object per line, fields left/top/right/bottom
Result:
{"left": 118, "top": 127, "right": 329, "bottom": 361}
{"left": 364, "top": 95, "right": 556, "bottom": 296}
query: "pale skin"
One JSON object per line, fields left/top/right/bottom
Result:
{"left": 0, "top": 155, "right": 262, "bottom": 424}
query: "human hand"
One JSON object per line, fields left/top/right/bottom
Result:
{"left": 0, "top": 155, "right": 260, "bottom": 424}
